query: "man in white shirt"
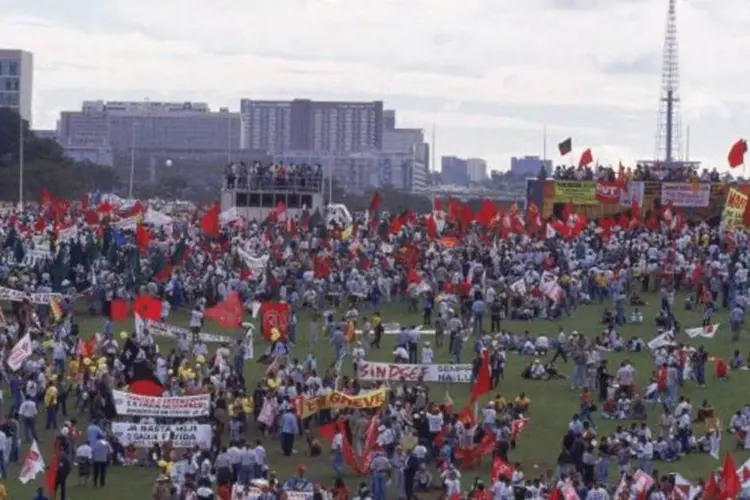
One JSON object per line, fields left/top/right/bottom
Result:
{"left": 18, "top": 398, "right": 37, "bottom": 443}
{"left": 331, "top": 425, "right": 344, "bottom": 478}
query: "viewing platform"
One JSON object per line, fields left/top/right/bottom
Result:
{"left": 220, "top": 173, "right": 325, "bottom": 219}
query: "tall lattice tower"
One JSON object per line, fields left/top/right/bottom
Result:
{"left": 654, "top": 0, "right": 682, "bottom": 163}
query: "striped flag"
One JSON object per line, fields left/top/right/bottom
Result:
{"left": 50, "top": 297, "right": 63, "bottom": 323}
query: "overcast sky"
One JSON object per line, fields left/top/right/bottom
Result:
{"left": 3, "top": 0, "right": 750, "bottom": 172}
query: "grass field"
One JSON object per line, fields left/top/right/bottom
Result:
{"left": 4, "top": 291, "right": 750, "bottom": 498}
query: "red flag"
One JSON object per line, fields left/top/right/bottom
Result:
{"left": 476, "top": 200, "right": 498, "bottom": 227}
{"left": 407, "top": 268, "right": 420, "bottom": 284}
{"left": 433, "top": 198, "right": 443, "bottom": 212}
{"left": 135, "top": 224, "right": 151, "bottom": 255}
{"left": 368, "top": 192, "right": 381, "bottom": 212}
{"left": 45, "top": 440, "right": 60, "bottom": 495}
{"left": 426, "top": 215, "right": 438, "bottom": 239}
{"left": 110, "top": 298, "right": 130, "bottom": 322}
{"left": 578, "top": 148, "right": 593, "bottom": 167}
{"left": 470, "top": 351, "right": 491, "bottom": 403}
{"left": 704, "top": 471, "right": 719, "bottom": 499}
{"left": 127, "top": 362, "right": 165, "bottom": 397}
{"left": 133, "top": 294, "right": 161, "bottom": 321}
{"left": 40, "top": 188, "right": 53, "bottom": 207}
{"left": 719, "top": 453, "right": 740, "bottom": 499}
{"left": 260, "top": 301, "right": 291, "bottom": 340}
{"left": 77, "top": 334, "right": 98, "bottom": 359}
{"left": 490, "top": 456, "right": 513, "bottom": 482}
{"left": 728, "top": 139, "right": 747, "bottom": 168}
{"left": 547, "top": 488, "right": 562, "bottom": 500}
{"left": 631, "top": 197, "right": 642, "bottom": 221}
{"left": 204, "top": 292, "right": 244, "bottom": 328}
{"left": 200, "top": 204, "right": 220, "bottom": 237}
{"left": 269, "top": 200, "right": 286, "bottom": 223}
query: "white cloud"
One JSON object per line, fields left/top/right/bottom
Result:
{"left": 1, "top": 0, "right": 750, "bottom": 171}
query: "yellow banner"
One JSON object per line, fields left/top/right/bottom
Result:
{"left": 293, "top": 387, "right": 388, "bottom": 419}
{"left": 553, "top": 181, "right": 597, "bottom": 205}
{"left": 722, "top": 187, "right": 748, "bottom": 230}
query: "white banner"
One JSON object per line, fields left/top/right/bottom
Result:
{"left": 661, "top": 183, "right": 711, "bottom": 207}
{"left": 145, "top": 320, "right": 232, "bottom": 344}
{"left": 355, "top": 322, "right": 435, "bottom": 336}
{"left": 620, "top": 181, "right": 645, "bottom": 207}
{"left": 113, "top": 215, "right": 141, "bottom": 231}
{"left": 357, "top": 361, "right": 473, "bottom": 383}
{"left": 231, "top": 485, "right": 329, "bottom": 500}
{"left": 112, "top": 390, "right": 211, "bottom": 418}
{"left": 237, "top": 249, "right": 269, "bottom": 276}
{"left": 0, "top": 287, "right": 63, "bottom": 305}
{"left": 112, "top": 422, "right": 212, "bottom": 449}
{"left": 7, "top": 333, "right": 32, "bottom": 372}
{"left": 685, "top": 323, "right": 719, "bottom": 339}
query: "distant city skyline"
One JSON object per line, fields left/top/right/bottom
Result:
{"left": 2, "top": 0, "right": 750, "bottom": 171}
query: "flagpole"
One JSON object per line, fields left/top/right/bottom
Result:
{"left": 18, "top": 113, "right": 24, "bottom": 208}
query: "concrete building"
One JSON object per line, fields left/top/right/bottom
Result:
{"left": 57, "top": 100, "right": 241, "bottom": 154}
{"left": 441, "top": 156, "right": 469, "bottom": 186}
{"left": 383, "top": 109, "right": 396, "bottom": 131}
{"left": 239, "top": 99, "right": 383, "bottom": 153}
{"left": 510, "top": 155, "right": 552, "bottom": 177}
{"left": 0, "top": 49, "right": 33, "bottom": 123}
{"left": 466, "top": 158, "right": 488, "bottom": 183}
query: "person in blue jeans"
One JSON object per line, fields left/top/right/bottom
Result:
{"left": 369, "top": 452, "right": 391, "bottom": 500}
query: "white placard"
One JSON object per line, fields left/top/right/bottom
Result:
{"left": 111, "top": 422, "right": 211, "bottom": 449}
{"left": 112, "top": 390, "right": 211, "bottom": 418}
{"left": 357, "top": 361, "right": 473, "bottom": 383}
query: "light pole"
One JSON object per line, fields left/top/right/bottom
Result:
{"left": 128, "top": 121, "right": 137, "bottom": 199}
{"left": 18, "top": 112, "right": 24, "bottom": 208}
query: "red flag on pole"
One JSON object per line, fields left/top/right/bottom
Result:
{"left": 200, "top": 204, "right": 220, "bottom": 237}
{"left": 204, "top": 292, "right": 244, "bottom": 328}
{"left": 728, "top": 139, "right": 747, "bottom": 168}
{"left": 578, "top": 148, "right": 593, "bottom": 167}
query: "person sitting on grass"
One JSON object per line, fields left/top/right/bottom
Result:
{"left": 730, "top": 350, "right": 745, "bottom": 370}
{"left": 521, "top": 359, "right": 546, "bottom": 380}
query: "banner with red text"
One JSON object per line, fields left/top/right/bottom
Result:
{"left": 722, "top": 187, "right": 749, "bottom": 230}
{"left": 595, "top": 180, "right": 622, "bottom": 204}
{"left": 357, "top": 361, "right": 473, "bottom": 383}
{"left": 112, "top": 390, "right": 211, "bottom": 418}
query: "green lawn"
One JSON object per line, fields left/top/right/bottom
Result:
{"left": 4, "top": 291, "right": 750, "bottom": 498}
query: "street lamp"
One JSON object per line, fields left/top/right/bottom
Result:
{"left": 128, "top": 121, "right": 138, "bottom": 199}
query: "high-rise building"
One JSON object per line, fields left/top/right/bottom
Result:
{"left": 510, "top": 155, "right": 551, "bottom": 177}
{"left": 466, "top": 158, "right": 488, "bottom": 183}
{"left": 441, "top": 156, "right": 469, "bottom": 186}
{"left": 0, "top": 49, "right": 33, "bottom": 123}
{"left": 57, "top": 100, "right": 241, "bottom": 153}
{"left": 239, "top": 99, "right": 383, "bottom": 153}
{"left": 383, "top": 109, "right": 396, "bottom": 131}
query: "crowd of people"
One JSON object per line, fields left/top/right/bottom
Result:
{"left": 551, "top": 164, "right": 725, "bottom": 184}
{"left": 224, "top": 162, "right": 323, "bottom": 191}
{"left": 0, "top": 171, "right": 748, "bottom": 499}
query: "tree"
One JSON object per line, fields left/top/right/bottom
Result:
{"left": 0, "top": 108, "right": 118, "bottom": 201}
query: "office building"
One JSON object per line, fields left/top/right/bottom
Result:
{"left": 57, "top": 100, "right": 241, "bottom": 153}
{"left": 383, "top": 109, "right": 396, "bottom": 131}
{"left": 239, "top": 99, "right": 383, "bottom": 153}
{"left": 0, "top": 49, "right": 33, "bottom": 123}
{"left": 510, "top": 155, "right": 552, "bottom": 177}
{"left": 441, "top": 156, "right": 469, "bottom": 186}
{"left": 466, "top": 158, "right": 488, "bottom": 183}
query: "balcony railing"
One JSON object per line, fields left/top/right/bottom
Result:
{"left": 223, "top": 173, "right": 323, "bottom": 193}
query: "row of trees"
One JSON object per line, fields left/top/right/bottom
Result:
{"left": 0, "top": 108, "right": 118, "bottom": 201}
